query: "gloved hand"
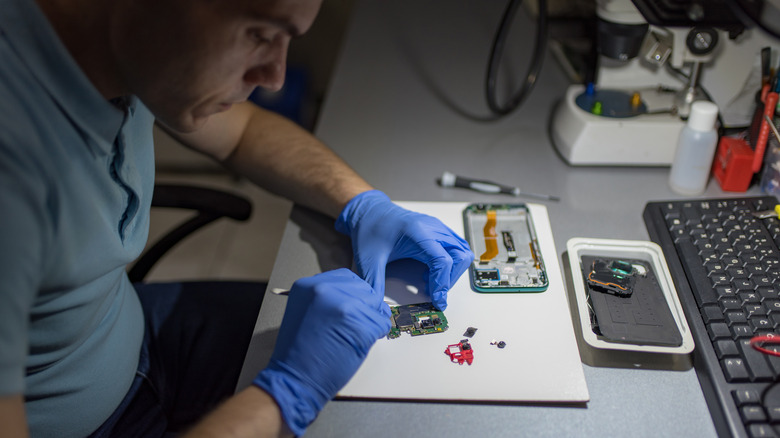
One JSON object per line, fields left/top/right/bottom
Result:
{"left": 335, "top": 190, "right": 473, "bottom": 310}
{"left": 253, "top": 269, "right": 391, "bottom": 436}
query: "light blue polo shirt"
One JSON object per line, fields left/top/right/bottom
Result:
{"left": 0, "top": 0, "right": 153, "bottom": 435}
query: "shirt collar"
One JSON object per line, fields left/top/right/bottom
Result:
{"left": 0, "top": 0, "right": 126, "bottom": 152}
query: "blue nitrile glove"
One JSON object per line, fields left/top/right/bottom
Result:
{"left": 253, "top": 269, "right": 391, "bottom": 436}
{"left": 335, "top": 190, "right": 473, "bottom": 310}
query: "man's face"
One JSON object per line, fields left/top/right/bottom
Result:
{"left": 110, "top": 0, "right": 321, "bottom": 132}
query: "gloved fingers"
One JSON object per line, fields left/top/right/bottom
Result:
{"left": 327, "top": 267, "right": 384, "bottom": 301}
{"left": 443, "top": 227, "right": 471, "bottom": 253}
{"left": 409, "top": 235, "right": 472, "bottom": 309}
{"left": 322, "top": 271, "right": 392, "bottom": 346}
{"left": 287, "top": 269, "right": 391, "bottom": 346}
{"left": 324, "top": 268, "right": 391, "bottom": 320}
{"left": 441, "top": 238, "right": 474, "bottom": 287}
{"left": 337, "top": 268, "right": 391, "bottom": 317}
{"left": 398, "top": 239, "right": 457, "bottom": 310}
{"left": 288, "top": 268, "right": 378, "bottom": 310}
{"left": 377, "top": 301, "right": 392, "bottom": 323}
{"left": 354, "top": 253, "right": 390, "bottom": 302}
{"left": 343, "top": 302, "right": 393, "bottom": 346}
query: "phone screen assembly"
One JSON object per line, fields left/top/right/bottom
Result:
{"left": 463, "top": 203, "right": 548, "bottom": 293}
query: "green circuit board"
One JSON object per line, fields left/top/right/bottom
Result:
{"left": 387, "top": 302, "right": 448, "bottom": 339}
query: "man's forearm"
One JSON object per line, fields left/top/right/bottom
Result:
{"left": 183, "top": 386, "right": 292, "bottom": 438}
{"left": 223, "top": 106, "right": 373, "bottom": 218}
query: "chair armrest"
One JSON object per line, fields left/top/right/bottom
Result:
{"left": 128, "top": 184, "right": 253, "bottom": 283}
{"left": 150, "top": 184, "right": 252, "bottom": 220}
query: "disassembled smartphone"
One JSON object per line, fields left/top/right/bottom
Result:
{"left": 580, "top": 255, "right": 683, "bottom": 347}
{"left": 463, "top": 203, "right": 548, "bottom": 292}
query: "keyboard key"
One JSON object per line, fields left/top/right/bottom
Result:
{"left": 722, "top": 299, "right": 744, "bottom": 313}
{"left": 736, "top": 280, "right": 758, "bottom": 291}
{"left": 712, "top": 275, "right": 732, "bottom": 286}
{"left": 751, "top": 317, "right": 774, "bottom": 332}
{"left": 733, "top": 325, "right": 755, "bottom": 338}
{"left": 708, "top": 322, "right": 732, "bottom": 340}
{"left": 727, "top": 311, "right": 749, "bottom": 325}
{"left": 702, "top": 305, "right": 725, "bottom": 323}
{"left": 739, "top": 339, "right": 776, "bottom": 381}
{"left": 715, "top": 339, "right": 739, "bottom": 358}
{"left": 734, "top": 389, "right": 762, "bottom": 405}
{"left": 767, "top": 406, "right": 780, "bottom": 423}
{"left": 747, "top": 423, "right": 777, "bottom": 438}
{"left": 723, "top": 255, "right": 742, "bottom": 267}
{"left": 746, "top": 304, "right": 767, "bottom": 317}
{"left": 716, "top": 285, "right": 738, "bottom": 299}
{"left": 743, "top": 254, "right": 762, "bottom": 264}
{"left": 742, "top": 405, "right": 769, "bottom": 423}
{"left": 706, "top": 261, "right": 726, "bottom": 275}
{"left": 765, "top": 300, "right": 780, "bottom": 314}
{"left": 722, "top": 358, "right": 750, "bottom": 381}
{"left": 759, "top": 287, "right": 779, "bottom": 299}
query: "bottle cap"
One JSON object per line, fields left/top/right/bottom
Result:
{"left": 687, "top": 100, "right": 718, "bottom": 132}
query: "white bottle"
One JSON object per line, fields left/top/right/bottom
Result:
{"left": 669, "top": 100, "right": 720, "bottom": 195}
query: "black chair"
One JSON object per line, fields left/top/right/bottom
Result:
{"left": 128, "top": 184, "right": 254, "bottom": 283}
{"left": 125, "top": 184, "right": 267, "bottom": 426}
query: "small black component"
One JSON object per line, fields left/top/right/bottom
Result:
{"left": 497, "top": 341, "right": 506, "bottom": 349}
{"left": 475, "top": 269, "right": 499, "bottom": 281}
{"left": 463, "top": 327, "right": 478, "bottom": 337}
{"left": 501, "top": 231, "right": 517, "bottom": 262}
{"left": 460, "top": 340, "right": 472, "bottom": 350}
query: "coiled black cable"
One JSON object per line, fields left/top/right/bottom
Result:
{"left": 485, "top": 0, "right": 549, "bottom": 116}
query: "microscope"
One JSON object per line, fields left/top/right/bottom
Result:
{"left": 551, "top": 0, "right": 780, "bottom": 166}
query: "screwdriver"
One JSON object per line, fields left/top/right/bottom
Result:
{"left": 437, "top": 171, "right": 560, "bottom": 201}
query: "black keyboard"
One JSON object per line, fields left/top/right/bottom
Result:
{"left": 644, "top": 196, "right": 780, "bottom": 438}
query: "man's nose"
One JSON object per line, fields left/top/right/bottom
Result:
{"left": 244, "top": 37, "right": 289, "bottom": 92}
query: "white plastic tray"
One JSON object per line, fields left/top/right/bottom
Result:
{"left": 566, "top": 237, "right": 695, "bottom": 354}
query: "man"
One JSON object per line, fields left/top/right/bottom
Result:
{"left": 0, "top": 0, "right": 472, "bottom": 436}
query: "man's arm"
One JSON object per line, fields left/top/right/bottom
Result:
{"left": 164, "top": 101, "right": 472, "bottom": 309}
{"left": 183, "top": 387, "right": 291, "bottom": 438}
{"left": 163, "top": 102, "right": 373, "bottom": 218}
{"left": 0, "top": 395, "right": 29, "bottom": 438}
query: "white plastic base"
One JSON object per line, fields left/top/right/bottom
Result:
{"left": 551, "top": 85, "right": 685, "bottom": 166}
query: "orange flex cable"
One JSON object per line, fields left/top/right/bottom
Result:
{"left": 480, "top": 210, "right": 498, "bottom": 262}
{"left": 587, "top": 271, "right": 628, "bottom": 291}
{"left": 529, "top": 242, "right": 540, "bottom": 270}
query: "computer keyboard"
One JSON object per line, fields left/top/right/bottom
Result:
{"left": 644, "top": 196, "right": 780, "bottom": 438}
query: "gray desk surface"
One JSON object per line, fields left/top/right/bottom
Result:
{"left": 239, "top": 1, "right": 752, "bottom": 436}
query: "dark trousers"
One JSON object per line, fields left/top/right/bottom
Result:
{"left": 88, "top": 281, "right": 266, "bottom": 437}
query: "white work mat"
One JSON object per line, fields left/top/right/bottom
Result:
{"left": 338, "top": 202, "right": 590, "bottom": 403}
